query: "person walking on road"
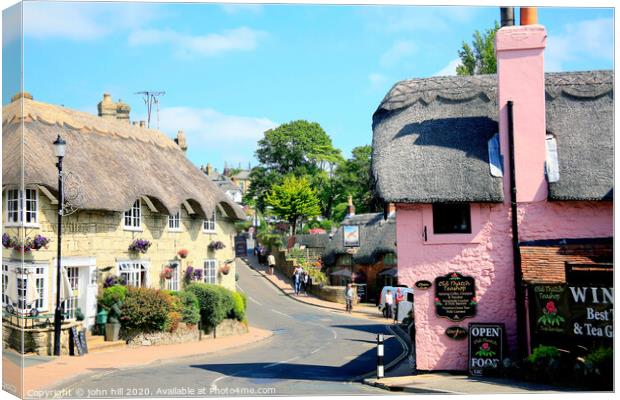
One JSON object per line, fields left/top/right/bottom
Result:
{"left": 394, "top": 287, "right": 404, "bottom": 323}
{"left": 384, "top": 289, "right": 394, "bottom": 319}
{"left": 267, "top": 253, "right": 276, "bottom": 275}
{"left": 292, "top": 265, "right": 304, "bottom": 295}
{"left": 345, "top": 283, "right": 354, "bottom": 313}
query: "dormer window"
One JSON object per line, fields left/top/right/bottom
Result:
{"left": 123, "top": 199, "right": 141, "bottom": 230}
{"left": 5, "top": 187, "right": 39, "bottom": 227}
{"left": 203, "top": 211, "right": 216, "bottom": 233}
{"left": 168, "top": 210, "right": 181, "bottom": 231}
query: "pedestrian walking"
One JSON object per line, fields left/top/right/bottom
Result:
{"left": 384, "top": 289, "right": 393, "bottom": 319}
{"left": 292, "top": 265, "right": 304, "bottom": 295}
{"left": 267, "top": 253, "right": 276, "bottom": 275}
{"left": 302, "top": 271, "right": 309, "bottom": 295}
{"left": 394, "top": 287, "right": 404, "bottom": 323}
{"left": 345, "top": 283, "right": 354, "bottom": 313}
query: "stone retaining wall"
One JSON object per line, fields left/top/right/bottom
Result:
{"left": 125, "top": 319, "right": 249, "bottom": 347}
{"left": 2, "top": 319, "right": 81, "bottom": 355}
{"left": 309, "top": 285, "right": 357, "bottom": 305}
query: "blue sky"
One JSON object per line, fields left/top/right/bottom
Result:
{"left": 2, "top": 1, "right": 614, "bottom": 171}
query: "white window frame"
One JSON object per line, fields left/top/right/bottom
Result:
{"left": 168, "top": 210, "right": 181, "bottom": 232}
{"left": 2, "top": 261, "right": 48, "bottom": 313}
{"left": 203, "top": 259, "right": 218, "bottom": 284}
{"left": 118, "top": 261, "right": 149, "bottom": 287}
{"left": 123, "top": 199, "right": 142, "bottom": 231}
{"left": 203, "top": 211, "right": 216, "bottom": 233}
{"left": 165, "top": 261, "right": 180, "bottom": 291}
{"left": 4, "top": 187, "right": 39, "bottom": 228}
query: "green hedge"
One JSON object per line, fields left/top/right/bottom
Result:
{"left": 120, "top": 287, "right": 173, "bottom": 334}
{"left": 185, "top": 283, "right": 246, "bottom": 330}
{"left": 98, "top": 285, "right": 127, "bottom": 309}
{"left": 169, "top": 290, "right": 201, "bottom": 325}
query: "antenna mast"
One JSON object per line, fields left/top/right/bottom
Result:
{"left": 135, "top": 91, "right": 165, "bottom": 129}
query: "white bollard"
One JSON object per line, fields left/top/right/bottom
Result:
{"left": 377, "top": 333, "right": 384, "bottom": 379}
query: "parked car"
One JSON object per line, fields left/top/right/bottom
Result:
{"left": 378, "top": 286, "right": 413, "bottom": 323}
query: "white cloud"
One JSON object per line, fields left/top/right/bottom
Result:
{"left": 380, "top": 40, "right": 417, "bottom": 68}
{"left": 368, "top": 72, "right": 389, "bottom": 90}
{"left": 433, "top": 58, "right": 461, "bottom": 76}
{"left": 157, "top": 106, "right": 277, "bottom": 164}
{"left": 128, "top": 27, "right": 266, "bottom": 57}
{"left": 365, "top": 6, "right": 478, "bottom": 33}
{"left": 545, "top": 18, "right": 613, "bottom": 72}
{"left": 22, "top": 2, "right": 159, "bottom": 41}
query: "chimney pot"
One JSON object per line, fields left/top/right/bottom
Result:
{"left": 139, "top": 120, "right": 146, "bottom": 128}
{"left": 500, "top": 7, "right": 515, "bottom": 27}
{"left": 176, "top": 129, "right": 188, "bottom": 152}
{"left": 346, "top": 195, "right": 356, "bottom": 218}
{"left": 520, "top": 7, "right": 538, "bottom": 25}
{"left": 11, "top": 92, "right": 33, "bottom": 102}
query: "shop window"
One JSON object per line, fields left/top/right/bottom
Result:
{"left": 432, "top": 203, "right": 471, "bottom": 234}
{"left": 2, "top": 262, "right": 48, "bottom": 313}
{"left": 118, "top": 261, "right": 149, "bottom": 287}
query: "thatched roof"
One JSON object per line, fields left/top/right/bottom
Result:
{"left": 372, "top": 71, "right": 613, "bottom": 203}
{"left": 323, "top": 213, "right": 396, "bottom": 266}
{"left": 291, "top": 233, "right": 330, "bottom": 249}
{"left": 2, "top": 97, "right": 245, "bottom": 219}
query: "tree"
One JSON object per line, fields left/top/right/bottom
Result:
{"left": 456, "top": 22, "right": 500, "bottom": 75}
{"left": 331, "top": 145, "right": 380, "bottom": 220}
{"left": 249, "top": 120, "right": 342, "bottom": 214}
{"left": 265, "top": 175, "right": 321, "bottom": 235}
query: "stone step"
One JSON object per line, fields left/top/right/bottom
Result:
{"left": 85, "top": 333, "right": 126, "bottom": 353}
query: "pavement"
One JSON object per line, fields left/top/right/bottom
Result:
{"left": 33, "top": 258, "right": 405, "bottom": 397}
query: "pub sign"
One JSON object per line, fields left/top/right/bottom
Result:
{"left": 434, "top": 272, "right": 476, "bottom": 322}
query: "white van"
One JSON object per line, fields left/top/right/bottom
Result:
{"left": 378, "top": 286, "right": 413, "bottom": 323}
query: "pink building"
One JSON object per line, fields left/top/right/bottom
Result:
{"left": 371, "top": 20, "right": 613, "bottom": 371}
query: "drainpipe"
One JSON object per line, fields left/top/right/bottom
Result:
{"left": 507, "top": 101, "right": 526, "bottom": 359}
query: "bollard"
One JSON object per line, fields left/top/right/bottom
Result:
{"left": 377, "top": 333, "right": 384, "bottom": 379}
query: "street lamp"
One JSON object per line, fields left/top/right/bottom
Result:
{"left": 53, "top": 134, "right": 66, "bottom": 356}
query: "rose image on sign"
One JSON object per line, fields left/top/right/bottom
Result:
{"left": 475, "top": 342, "right": 496, "bottom": 357}
{"left": 537, "top": 300, "right": 565, "bottom": 327}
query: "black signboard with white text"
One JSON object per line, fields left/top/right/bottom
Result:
{"left": 468, "top": 323, "right": 505, "bottom": 376}
{"left": 434, "top": 272, "right": 476, "bottom": 322}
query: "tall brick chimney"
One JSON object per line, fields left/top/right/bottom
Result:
{"left": 496, "top": 8, "right": 547, "bottom": 202}
{"left": 97, "top": 93, "right": 117, "bottom": 119}
{"left": 175, "top": 129, "right": 188, "bottom": 153}
{"left": 346, "top": 195, "right": 356, "bottom": 218}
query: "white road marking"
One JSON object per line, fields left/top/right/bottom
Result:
{"left": 310, "top": 347, "right": 322, "bottom": 354}
{"left": 248, "top": 296, "right": 262, "bottom": 305}
{"left": 271, "top": 309, "right": 291, "bottom": 318}
{"left": 263, "top": 356, "right": 299, "bottom": 369}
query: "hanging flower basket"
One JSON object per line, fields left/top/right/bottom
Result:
{"left": 177, "top": 248, "right": 189, "bottom": 259}
{"left": 128, "top": 238, "right": 151, "bottom": 254}
{"left": 219, "top": 264, "right": 231, "bottom": 275}
{"left": 2, "top": 233, "right": 50, "bottom": 253}
{"left": 209, "top": 241, "right": 226, "bottom": 251}
{"left": 160, "top": 266, "right": 174, "bottom": 280}
{"left": 183, "top": 266, "right": 203, "bottom": 286}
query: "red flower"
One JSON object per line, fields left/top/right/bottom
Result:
{"left": 545, "top": 301, "right": 557, "bottom": 314}
{"left": 434, "top": 297, "right": 440, "bottom": 302}
{"left": 451, "top": 273, "right": 458, "bottom": 278}
{"left": 482, "top": 342, "right": 490, "bottom": 350}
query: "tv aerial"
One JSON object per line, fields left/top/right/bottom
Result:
{"left": 135, "top": 91, "right": 165, "bottom": 129}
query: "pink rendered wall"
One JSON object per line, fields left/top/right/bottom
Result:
{"left": 397, "top": 24, "right": 613, "bottom": 371}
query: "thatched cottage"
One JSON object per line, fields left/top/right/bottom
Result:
{"left": 372, "top": 22, "right": 612, "bottom": 371}
{"left": 2, "top": 92, "right": 245, "bottom": 329}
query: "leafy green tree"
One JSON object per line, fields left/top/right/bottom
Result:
{"left": 456, "top": 22, "right": 500, "bottom": 75}
{"left": 265, "top": 175, "right": 321, "bottom": 234}
{"left": 332, "top": 145, "right": 380, "bottom": 219}
{"left": 249, "top": 120, "right": 342, "bottom": 214}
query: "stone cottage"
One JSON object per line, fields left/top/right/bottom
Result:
{"left": 371, "top": 19, "right": 612, "bottom": 371}
{"left": 2, "top": 93, "right": 245, "bottom": 330}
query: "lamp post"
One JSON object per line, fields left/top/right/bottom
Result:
{"left": 53, "top": 134, "right": 66, "bottom": 356}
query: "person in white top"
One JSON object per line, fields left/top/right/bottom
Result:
{"left": 385, "top": 289, "right": 394, "bottom": 319}
{"left": 267, "top": 253, "right": 276, "bottom": 275}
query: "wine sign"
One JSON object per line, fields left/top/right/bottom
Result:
{"left": 434, "top": 272, "right": 476, "bottom": 322}
{"left": 415, "top": 280, "right": 432, "bottom": 290}
{"left": 445, "top": 326, "right": 468, "bottom": 340}
{"left": 468, "top": 323, "right": 505, "bottom": 376}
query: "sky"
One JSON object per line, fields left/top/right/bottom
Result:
{"left": 1, "top": 1, "right": 615, "bottom": 171}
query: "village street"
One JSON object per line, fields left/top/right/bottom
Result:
{"left": 46, "top": 260, "right": 404, "bottom": 397}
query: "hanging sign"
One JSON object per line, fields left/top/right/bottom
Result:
{"left": 445, "top": 326, "right": 468, "bottom": 340}
{"left": 415, "top": 280, "right": 432, "bottom": 290}
{"left": 343, "top": 225, "right": 360, "bottom": 247}
{"left": 468, "top": 323, "right": 505, "bottom": 376}
{"left": 434, "top": 272, "right": 476, "bottom": 322}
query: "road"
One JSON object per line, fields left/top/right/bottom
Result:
{"left": 52, "top": 260, "right": 404, "bottom": 397}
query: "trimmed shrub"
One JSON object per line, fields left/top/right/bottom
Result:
{"left": 98, "top": 285, "right": 127, "bottom": 309}
{"left": 170, "top": 290, "right": 201, "bottom": 325}
{"left": 213, "top": 286, "right": 235, "bottom": 319}
{"left": 231, "top": 291, "right": 246, "bottom": 321}
{"left": 186, "top": 283, "right": 228, "bottom": 330}
{"left": 120, "top": 287, "right": 173, "bottom": 334}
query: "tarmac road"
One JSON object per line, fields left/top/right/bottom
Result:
{"left": 52, "top": 260, "right": 404, "bottom": 397}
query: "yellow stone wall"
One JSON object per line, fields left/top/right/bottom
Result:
{"left": 2, "top": 188, "right": 239, "bottom": 315}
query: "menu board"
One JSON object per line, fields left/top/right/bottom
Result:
{"left": 434, "top": 272, "right": 476, "bottom": 322}
{"left": 468, "top": 323, "right": 505, "bottom": 376}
